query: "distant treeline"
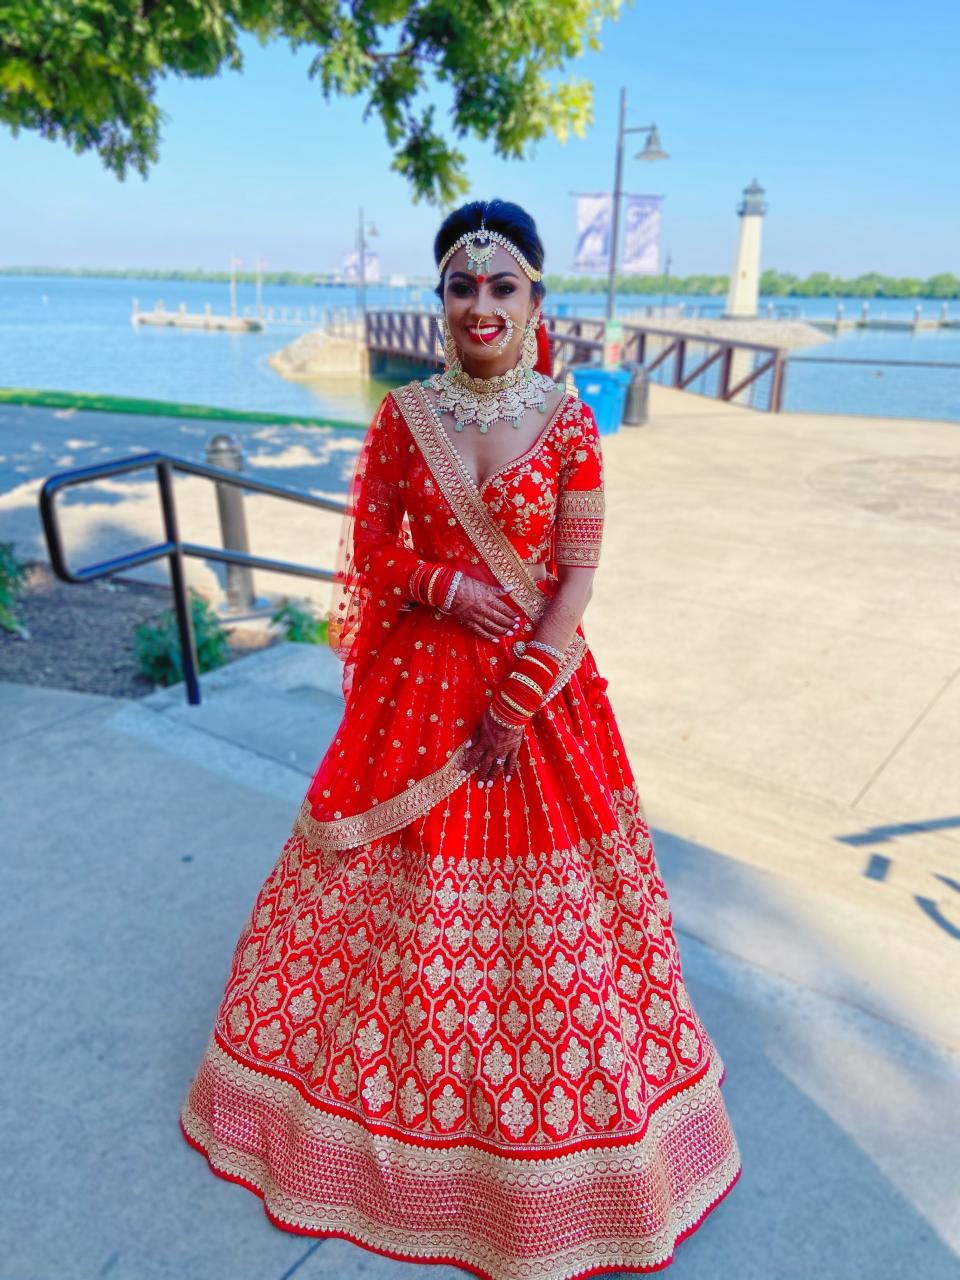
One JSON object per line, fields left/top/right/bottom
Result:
{"left": 2, "top": 265, "right": 959, "bottom": 299}
{"left": 0, "top": 266, "right": 323, "bottom": 286}
{"left": 544, "top": 270, "right": 960, "bottom": 299}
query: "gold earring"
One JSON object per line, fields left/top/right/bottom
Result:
{"left": 437, "top": 314, "right": 460, "bottom": 369}
{"left": 521, "top": 313, "right": 539, "bottom": 371}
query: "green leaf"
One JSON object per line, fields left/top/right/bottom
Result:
{"left": 0, "top": 0, "right": 624, "bottom": 200}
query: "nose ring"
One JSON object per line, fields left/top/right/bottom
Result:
{"left": 492, "top": 307, "right": 514, "bottom": 353}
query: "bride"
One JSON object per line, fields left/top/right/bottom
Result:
{"left": 179, "top": 198, "right": 742, "bottom": 1279}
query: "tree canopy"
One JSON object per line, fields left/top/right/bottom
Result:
{"left": 0, "top": 0, "right": 622, "bottom": 203}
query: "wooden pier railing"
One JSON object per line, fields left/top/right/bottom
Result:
{"left": 365, "top": 310, "right": 789, "bottom": 412}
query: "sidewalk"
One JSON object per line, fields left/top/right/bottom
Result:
{"left": 2, "top": 644, "right": 959, "bottom": 1280}
{"left": 2, "top": 384, "right": 959, "bottom": 1276}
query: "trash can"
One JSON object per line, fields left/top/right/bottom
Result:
{"left": 570, "top": 366, "right": 633, "bottom": 435}
{"left": 622, "top": 363, "right": 650, "bottom": 426}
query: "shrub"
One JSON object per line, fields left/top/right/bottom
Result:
{"left": 0, "top": 542, "right": 28, "bottom": 634}
{"left": 270, "top": 599, "right": 328, "bottom": 645}
{"left": 134, "top": 588, "right": 230, "bottom": 685}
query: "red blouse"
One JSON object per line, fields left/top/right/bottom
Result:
{"left": 457, "top": 392, "right": 606, "bottom": 569}
{"left": 360, "top": 386, "right": 603, "bottom": 568}
{"left": 329, "top": 384, "right": 605, "bottom": 707}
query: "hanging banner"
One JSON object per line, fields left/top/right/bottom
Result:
{"left": 342, "top": 251, "right": 380, "bottom": 283}
{"left": 621, "top": 195, "right": 662, "bottom": 275}
{"left": 572, "top": 194, "right": 613, "bottom": 275}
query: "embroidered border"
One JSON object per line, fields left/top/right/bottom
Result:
{"left": 298, "top": 740, "right": 477, "bottom": 851}
{"left": 540, "top": 637, "right": 586, "bottom": 704}
{"left": 395, "top": 381, "right": 559, "bottom": 625}
{"left": 181, "top": 1035, "right": 741, "bottom": 1280}
{"left": 555, "top": 487, "right": 605, "bottom": 569}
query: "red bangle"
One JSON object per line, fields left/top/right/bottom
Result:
{"left": 429, "top": 566, "right": 453, "bottom": 607}
{"left": 408, "top": 562, "right": 454, "bottom": 608}
{"left": 491, "top": 647, "right": 562, "bottom": 723}
{"left": 489, "top": 694, "right": 534, "bottom": 726}
{"left": 408, "top": 562, "right": 431, "bottom": 602}
{"left": 514, "top": 650, "right": 561, "bottom": 686}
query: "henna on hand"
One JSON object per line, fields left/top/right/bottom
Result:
{"left": 460, "top": 709, "right": 525, "bottom": 787}
{"left": 447, "top": 574, "right": 523, "bottom": 642}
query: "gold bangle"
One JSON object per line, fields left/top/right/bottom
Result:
{"left": 523, "top": 654, "right": 558, "bottom": 679}
{"left": 500, "top": 691, "right": 536, "bottom": 717}
{"left": 489, "top": 707, "right": 524, "bottom": 729}
{"left": 509, "top": 671, "right": 549, "bottom": 696}
{"left": 425, "top": 565, "right": 444, "bottom": 606}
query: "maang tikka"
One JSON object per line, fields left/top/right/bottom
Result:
{"left": 437, "top": 213, "right": 543, "bottom": 284}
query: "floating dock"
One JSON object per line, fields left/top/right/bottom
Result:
{"left": 804, "top": 305, "right": 957, "bottom": 335}
{"left": 131, "top": 299, "right": 263, "bottom": 332}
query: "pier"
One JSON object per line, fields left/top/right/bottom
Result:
{"left": 685, "top": 298, "right": 958, "bottom": 334}
{"left": 805, "top": 300, "right": 957, "bottom": 334}
{"left": 130, "top": 298, "right": 365, "bottom": 333}
{"left": 364, "top": 308, "right": 790, "bottom": 412}
{"left": 131, "top": 298, "right": 263, "bottom": 332}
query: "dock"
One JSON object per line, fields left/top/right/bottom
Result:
{"left": 803, "top": 302, "right": 957, "bottom": 334}
{"left": 131, "top": 299, "right": 263, "bottom": 332}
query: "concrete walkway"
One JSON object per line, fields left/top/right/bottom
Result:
{"left": 3, "top": 385, "right": 956, "bottom": 1029}
{"left": 2, "top": 644, "right": 958, "bottom": 1280}
{"left": 2, "top": 386, "right": 959, "bottom": 1276}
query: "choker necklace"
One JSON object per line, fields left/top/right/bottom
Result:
{"left": 426, "top": 363, "right": 557, "bottom": 432}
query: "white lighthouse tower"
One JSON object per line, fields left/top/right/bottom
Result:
{"left": 724, "top": 178, "right": 768, "bottom": 318}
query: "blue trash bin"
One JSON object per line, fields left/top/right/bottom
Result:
{"left": 570, "top": 367, "right": 632, "bottom": 435}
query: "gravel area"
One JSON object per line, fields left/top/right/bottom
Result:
{"left": 0, "top": 562, "right": 280, "bottom": 699}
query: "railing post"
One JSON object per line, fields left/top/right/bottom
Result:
{"left": 156, "top": 460, "right": 202, "bottom": 706}
{"left": 771, "top": 352, "right": 787, "bottom": 412}
{"left": 673, "top": 338, "right": 686, "bottom": 388}
{"left": 719, "top": 345, "right": 733, "bottom": 399}
{"left": 205, "top": 434, "right": 255, "bottom": 612}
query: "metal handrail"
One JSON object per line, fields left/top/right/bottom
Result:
{"left": 39, "top": 451, "right": 347, "bottom": 706}
{"left": 364, "top": 309, "right": 789, "bottom": 410}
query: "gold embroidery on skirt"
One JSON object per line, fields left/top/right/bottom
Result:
{"left": 181, "top": 1035, "right": 741, "bottom": 1280}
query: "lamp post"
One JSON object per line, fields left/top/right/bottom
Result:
{"left": 606, "top": 87, "right": 669, "bottom": 321}
{"left": 356, "top": 207, "right": 379, "bottom": 321}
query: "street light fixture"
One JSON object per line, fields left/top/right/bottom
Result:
{"left": 606, "top": 89, "right": 669, "bottom": 321}
{"left": 636, "top": 125, "right": 668, "bottom": 163}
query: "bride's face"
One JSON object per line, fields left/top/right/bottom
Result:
{"left": 441, "top": 242, "right": 539, "bottom": 373}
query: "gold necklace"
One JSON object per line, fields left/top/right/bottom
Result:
{"left": 427, "top": 362, "right": 557, "bottom": 433}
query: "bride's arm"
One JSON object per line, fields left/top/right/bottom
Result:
{"left": 529, "top": 398, "right": 605, "bottom": 652}
{"left": 526, "top": 565, "right": 596, "bottom": 653}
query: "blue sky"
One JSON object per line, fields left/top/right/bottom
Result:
{"left": 1, "top": 0, "right": 956, "bottom": 278}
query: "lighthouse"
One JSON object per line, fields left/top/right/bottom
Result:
{"left": 724, "top": 178, "right": 768, "bottom": 318}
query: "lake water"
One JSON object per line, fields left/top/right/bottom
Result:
{"left": 1, "top": 274, "right": 958, "bottom": 424}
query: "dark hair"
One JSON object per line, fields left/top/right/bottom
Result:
{"left": 433, "top": 199, "right": 546, "bottom": 303}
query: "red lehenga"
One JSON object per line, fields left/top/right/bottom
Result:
{"left": 179, "top": 378, "right": 742, "bottom": 1279}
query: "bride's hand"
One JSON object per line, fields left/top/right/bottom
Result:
{"left": 462, "top": 709, "right": 525, "bottom": 787}
{"left": 446, "top": 574, "right": 523, "bottom": 642}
